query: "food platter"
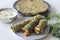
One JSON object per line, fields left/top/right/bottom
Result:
{"left": 13, "top": 0, "right": 51, "bottom": 17}
{"left": 10, "top": 18, "right": 50, "bottom": 40}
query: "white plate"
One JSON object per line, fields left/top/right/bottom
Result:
{"left": 10, "top": 17, "right": 50, "bottom": 40}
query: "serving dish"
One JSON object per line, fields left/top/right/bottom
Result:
{"left": 0, "top": 8, "right": 18, "bottom": 23}
{"left": 13, "top": 0, "right": 51, "bottom": 17}
{"left": 10, "top": 17, "right": 50, "bottom": 40}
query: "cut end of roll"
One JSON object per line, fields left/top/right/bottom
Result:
{"left": 23, "top": 31, "right": 30, "bottom": 36}
{"left": 34, "top": 27, "right": 40, "bottom": 34}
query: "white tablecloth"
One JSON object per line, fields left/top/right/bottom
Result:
{"left": 0, "top": 0, "right": 60, "bottom": 40}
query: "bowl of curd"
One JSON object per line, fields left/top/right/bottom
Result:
{"left": 0, "top": 8, "right": 18, "bottom": 23}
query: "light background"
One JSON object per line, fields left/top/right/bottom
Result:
{"left": 0, "top": 0, "right": 60, "bottom": 40}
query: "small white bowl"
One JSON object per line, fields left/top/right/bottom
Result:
{"left": 0, "top": 8, "right": 18, "bottom": 23}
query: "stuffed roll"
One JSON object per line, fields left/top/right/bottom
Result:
{"left": 34, "top": 19, "right": 47, "bottom": 34}
{"left": 10, "top": 20, "right": 31, "bottom": 32}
